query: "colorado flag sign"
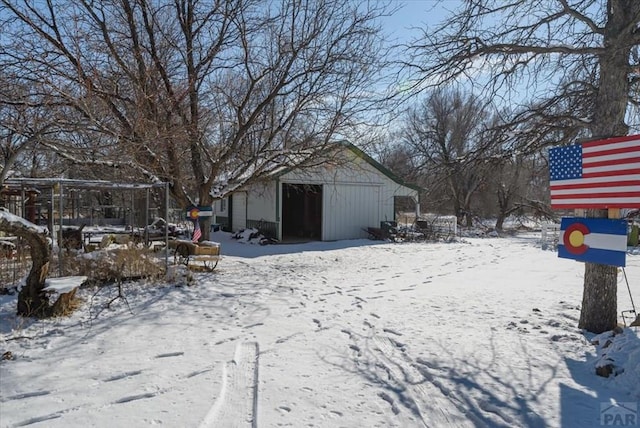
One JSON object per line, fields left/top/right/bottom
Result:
{"left": 558, "top": 217, "right": 627, "bottom": 267}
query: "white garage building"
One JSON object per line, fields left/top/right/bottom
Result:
{"left": 213, "top": 142, "right": 420, "bottom": 241}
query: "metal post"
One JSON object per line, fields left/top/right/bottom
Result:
{"left": 275, "top": 179, "right": 280, "bottom": 240}
{"left": 130, "top": 191, "right": 134, "bottom": 231}
{"left": 58, "top": 182, "right": 64, "bottom": 276}
{"left": 165, "top": 182, "right": 169, "bottom": 271}
{"left": 145, "top": 188, "right": 150, "bottom": 246}
{"left": 20, "top": 186, "right": 25, "bottom": 219}
{"left": 49, "top": 187, "right": 54, "bottom": 242}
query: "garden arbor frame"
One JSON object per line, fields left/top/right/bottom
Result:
{"left": 1, "top": 178, "right": 171, "bottom": 274}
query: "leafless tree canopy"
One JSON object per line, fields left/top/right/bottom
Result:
{"left": 401, "top": 89, "right": 491, "bottom": 226}
{"left": 1, "top": 0, "right": 394, "bottom": 208}
{"left": 0, "top": 71, "right": 62, "bottom": 184}
{"left": 405, "top": 0, "right": 640, "bottom": 151}
{"left": 403, "top": 0, "right": 639, "bottom": 333}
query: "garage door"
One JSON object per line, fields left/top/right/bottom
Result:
{"left": 322, "top": 184, "right": 380, "bottom": 241}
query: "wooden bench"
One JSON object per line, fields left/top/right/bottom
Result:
{"left": 168, "top": 240, "right": 221, "bottom": 271}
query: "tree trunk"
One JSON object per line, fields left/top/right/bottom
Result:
{"left": 0, "top": 215, "right": 52, "bottom": 317}
{"left": 17, "top": 233, "right": 51, "bottom": 317}
{"left": 578, "top": 0, "right": 636, "bottom": 333}
{"left": 465, "top": 212, "right": 472, "bottom": 228}
{"left": 199, "top": 215, "right": 212, "bottom": 241}
{"left": 199, "top": 189, "right": 218, "bottom": 241}
{"left": 579, "top": 261, "right": 618, "bottom": 333}
{"left": 463, "top": 195, "right": 473, "bottom": 228}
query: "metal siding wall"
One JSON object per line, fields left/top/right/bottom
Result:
{"left": 215, "top": 198, "right": 228, "bottom": 215}
{"left": 380, "top": 178, "right": 419, "bottom": 223}
{"left": 231, "top": 192, "right": 247, "bottom": 232}
{"left": 246, "top": 184, "right": 277, "bottom": 222}
{"left": 323, "top": 184, "right": 380, "bottom": 241}
{"left": 241, "top": 148, "right": 419, "bottom": 240}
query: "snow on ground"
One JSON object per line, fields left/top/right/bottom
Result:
{"left": 0, "top": 232, "right": 639, "bottom": 428}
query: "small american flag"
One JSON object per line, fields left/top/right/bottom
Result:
{"left": 549, "top": 134, "right": 640, "bottom": 209}
{"left": 192, "top": 219, "right": 202, "bottom": 243}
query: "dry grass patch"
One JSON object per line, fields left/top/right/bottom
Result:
{"left": 59, "top": 244, "right": 165, "bottom": 284}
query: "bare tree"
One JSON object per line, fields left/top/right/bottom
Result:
{"left": 0, "top": 72, "right": 60, "bottom": 185}
{"left": 479, "top": 116, "right": 557, "bottom": 231}
{"left": 402, "top": 89, "right": 492, "bottom": 227}
{"left": 407, "top": 0, "right": 640, "bottom": 333}
{"left": 483, "top": 153, "right": 554, "bottom": 231}
{"left": 376, "top": 142, "right": 422, "bottom": 186}
{"left": 1, "top": 0, "right": 394, "bottom": 238}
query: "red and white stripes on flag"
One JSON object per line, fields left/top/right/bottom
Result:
{"left": 549, "top": 134, "right": 640, "bottom": 209}
{"left": 192, "top": 220, "right": 202, "bottom": 243}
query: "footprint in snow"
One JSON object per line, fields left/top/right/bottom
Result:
{"left": 104, "top": 370, "right": 142, "bottom": 382}
{"left": 15, "top": 412, "right": 62, "bottom": 426}
{"left": 6, "top": 390, "right": 51, "bottom": 401}
{"left": 186, "top": 369, "right": 213, "bottom": 378}
{"left": 155, "top": 351, "right": 184, "bottom": 358}
{"left": 378, "top": 392, "right": 400, "bottom": 415}
{"left": 114, "top": 392, "right": 156, "bottom": 404}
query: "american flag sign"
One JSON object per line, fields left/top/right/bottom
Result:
{"left": 192, "top": 219, "right": 202, "bottom": 243}
{"left": 549, "top": 134, "right": 640, "bottom": 209}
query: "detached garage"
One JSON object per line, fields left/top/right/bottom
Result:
{"left": 214, "top": 142, "right": 420, "bottom": 241}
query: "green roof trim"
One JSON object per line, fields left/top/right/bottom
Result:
{"left": 268, "top": 140, "right": 423, "bottom": 192}
{"left": 337, "top": 141, "right": 423, "bottom": 192}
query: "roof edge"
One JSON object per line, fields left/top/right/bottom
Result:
{"left": 337, "top": 141, "right": 423, "bottom": 192}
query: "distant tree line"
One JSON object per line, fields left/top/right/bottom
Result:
{"left": 387, "top": 0, "right": 639, "bottom": 334}
{"left": 378, "top": 88, "right": 554, "bottom": 231}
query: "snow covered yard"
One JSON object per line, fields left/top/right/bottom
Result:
{"left": 0, "top": 233, "right": 638, "bottom": 428}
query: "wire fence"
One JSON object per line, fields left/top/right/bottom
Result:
{"left": 0, "top": 238, "right": 31, "bottom": 292}
{"left": 0, "top": 235, "right": 168, "bottom": 293}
